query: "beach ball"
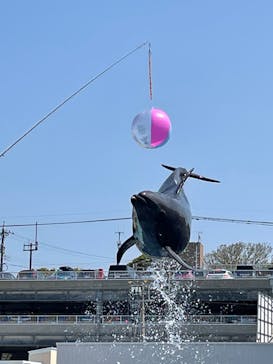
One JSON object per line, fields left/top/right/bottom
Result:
{"left": 131, "top": 108, "right": 171, "bottom": 149}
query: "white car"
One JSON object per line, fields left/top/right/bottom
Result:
{"left": 206, "top": 269, "right": 234, "bottom": 279}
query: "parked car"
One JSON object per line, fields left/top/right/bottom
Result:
{"left": 135, "top": 270, "right": 154, "bottom": 279}
{"left": 48, "top": 268, "right": 77, "bottom": 280}
{"left": 17, "top": 270, "right": 46, "bottom": 280}
{"left": 194, "top": 270, "right": 206, "bottom": 278}
{"left": 56, "top": 271, "right": 77, "bottom": 280}
{"left": 0, "top": 272, "right": 15, "bottom": 280}
{"left": 256, "top": 267, "right": 273, "bottom": 278}
{"left": 172, "top": 270, "right": 195, "bottom": 280}
{"left": 108, "top": 265, "right": 136, "bottom": 279}
{"left": 77, "top": 269, "right": 104, "bottom": 279}
{"left": 235, "top": 265, "right": 255, "bottom": 278}
{"left": 206, "top": 269, "right": 234, "bottom": 279}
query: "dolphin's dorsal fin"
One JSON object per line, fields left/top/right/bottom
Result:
{"left": 176, "top": 168, "right": 194, "bottom": 194}
{"left": 116, "top": 236, "right": 136, "bottom": 265}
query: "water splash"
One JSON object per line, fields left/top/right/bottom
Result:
{"left": 148, "top": 259, "right": 196, "bottom": 348}
{"left": 78, "top": 258, "right": 213, "bottom": 362}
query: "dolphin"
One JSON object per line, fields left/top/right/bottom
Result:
{"left": 117, "top": 164, "right": 220, "bottom": 268}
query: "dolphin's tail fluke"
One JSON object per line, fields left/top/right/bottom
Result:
{"left": 116, "top": 236, "right": 136, "bottom": 265}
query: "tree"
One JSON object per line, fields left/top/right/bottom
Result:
{"left": 204, "top": 242, "right": 272, "bottom": 267}
{"left": 127, "top": 254, "right": 152, "bottom": 270}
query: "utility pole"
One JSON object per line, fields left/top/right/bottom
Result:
{"left": 23, "top": 222, "right": 38, "bottom": 270}
{"left": 0, "top": 223, "right": 12, "bottom": 272}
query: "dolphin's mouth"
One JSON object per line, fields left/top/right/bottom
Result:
{"left": 131, "top": 192, "right": 157, "bottom": 208}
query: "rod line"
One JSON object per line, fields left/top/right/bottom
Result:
{"left": 0, "top": 41, "right": 148, "bottom": 158}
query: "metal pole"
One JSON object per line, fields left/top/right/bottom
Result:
{"left": 29, "top": 243, "right": 33, "bottom": 270}
{"left": 0, "top": 226, "right": 5, "bottom": 272}
{"left": 141, "top": 284, "right": 145, "bottom": 341}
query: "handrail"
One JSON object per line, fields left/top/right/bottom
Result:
{"left": 0, "top": 314, "right": 257, "bottom": 325}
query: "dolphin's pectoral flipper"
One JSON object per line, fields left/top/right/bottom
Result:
{"left": 165, "top": 245, "right": 193, "bottom": 270}
{"left": 117, "top": 236, "right": 136, "bottom": 265}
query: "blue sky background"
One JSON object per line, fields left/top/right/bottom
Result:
{"left": 0, "top": 1, "right": 273, "bottom": 272}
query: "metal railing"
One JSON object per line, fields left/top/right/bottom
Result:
{"left": 1, "top": 269, "right": 273, "bottom": 281}
{"left": 0, "top": 314, "right": 257, "bottom": 325}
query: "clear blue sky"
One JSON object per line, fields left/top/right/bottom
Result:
{"left": 1, "top": 1, "right": 273, "bottom": 272}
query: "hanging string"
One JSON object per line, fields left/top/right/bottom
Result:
{"left": 148, "top": 43, "right": 153, "bottom": 101}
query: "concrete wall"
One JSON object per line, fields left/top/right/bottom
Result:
{"left": 0, "top": 321, "right": 257, "bottom": 346}
{"left": 28, "top": 347, "right": 57, "bottom": 364}
{"left": 0, "top": 361, "right": 40, "bottom": 364}
{"left": 57, "top": 342, "right": 273, "bottom": 364}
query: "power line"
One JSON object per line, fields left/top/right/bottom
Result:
{"left": 0, "top": 41, "right": 148, "bottom": 158}
{"left": 3, "top": 217, "right": 131, "bottom": 228}
{"left": 40, "top": 241, "right": 111, "bottom": 260}
{"left": 8, "top": 263, "right": 26, "bottom": 269}
{"left": 3, "top": 215, "right": 273, "bottom": 228}
{"left": 11, "top": 232, "right": 112, "bottom": 260}
{"left": 193, "top": 216, "right": 273, "bottom": 226}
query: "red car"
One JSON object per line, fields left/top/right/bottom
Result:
{"left": 173, "top": 270, "right": 195, "bottom": 280}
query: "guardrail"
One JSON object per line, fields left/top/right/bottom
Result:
{"left": 0, "top": 314, "right": 257, "bottom": 325}
{"left": 1, "top": 269, "right": 273, "bottom": 281}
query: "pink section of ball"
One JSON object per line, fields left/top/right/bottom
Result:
{"left": 150, "top": 108, "right": 171, "bottom": 147}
